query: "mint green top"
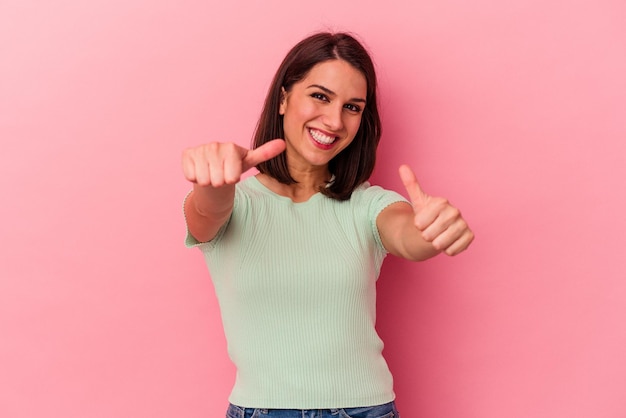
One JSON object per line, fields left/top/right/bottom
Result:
{"left": 185, "top": 176, "right": 409, "bottom": 408}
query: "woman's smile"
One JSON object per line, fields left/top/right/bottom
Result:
{"left": 308, "top": 127, "right": 338, "bottom": 148}
{"left": 279, "top": 59, "right": 367, "bottom": 169}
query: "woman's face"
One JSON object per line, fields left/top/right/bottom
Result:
{"left": 279, "top": 59, "right": 367, "bottom": 172}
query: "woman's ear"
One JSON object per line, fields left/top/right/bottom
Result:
{"left": 279, "top": 87, "right": 287, "bottom": 115}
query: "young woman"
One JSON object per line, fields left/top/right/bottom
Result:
{"left": 182, "top": 32, "right": 474, "bottom": 418}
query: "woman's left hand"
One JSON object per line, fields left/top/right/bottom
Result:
{"left": 398, "top": 164, "right": 474, "bottom": 256}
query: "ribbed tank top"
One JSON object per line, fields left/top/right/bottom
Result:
{"left": 185, "top": 175, "right": 408, "bottom": 408}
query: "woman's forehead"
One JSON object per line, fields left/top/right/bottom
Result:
{"left": 297, "top": 60, "right": 367, "bottom": 96}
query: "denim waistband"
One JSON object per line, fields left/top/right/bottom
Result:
{"left": 226, "top": 401, "right": 399, "bottom": 418}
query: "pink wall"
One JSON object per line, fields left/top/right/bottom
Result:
{"left": 2, "top": 0, "right": 625, "bottom": 417}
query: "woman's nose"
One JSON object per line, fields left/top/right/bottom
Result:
{"left": 321, "top": 105, "right": 344, "bottom": 131}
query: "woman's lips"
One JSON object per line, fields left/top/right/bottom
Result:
{"left": 308, "top": 128, "right": 338, "bottom": 149}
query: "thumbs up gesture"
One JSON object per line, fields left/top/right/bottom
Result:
{"left": 182, "top": 139, "right": 286, "bottom": 187}
{"left": 181, "top": 139, "right": 286, "bottom": 243}
{"left": 399, "top": 164, "right": 474, "bottom": 256}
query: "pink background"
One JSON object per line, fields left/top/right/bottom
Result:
{"left": 2, "top": 0, "right": 625, "bottom": 417}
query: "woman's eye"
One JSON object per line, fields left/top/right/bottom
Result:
{"left": 344, "top": 103, "right": 362, "bottom": 113}
{"left": 311, "top": 92, "right": 328, "bottom": 101}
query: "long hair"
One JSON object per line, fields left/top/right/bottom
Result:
{"left": 253, "top": 32, "right": 381, "bottom": 201}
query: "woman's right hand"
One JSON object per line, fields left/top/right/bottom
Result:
{"left": 182, "top": 139, "right": 285, "bottom": 242}
{"left": 181, "top": 139, "right": 285, "bottom": 187}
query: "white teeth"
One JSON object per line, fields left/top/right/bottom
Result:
{"left": 309, "top": 129, "right": 336, "bottom": 145}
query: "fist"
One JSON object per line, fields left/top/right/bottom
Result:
{"left": 181, "top": 139, "right": 285, "bottom": 187}
{"left": 399, "top": 164, "right": 474, "bottom": 256}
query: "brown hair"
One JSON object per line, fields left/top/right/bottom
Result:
{"left": 253, "top": 32, "right": 381, "bottom": 201}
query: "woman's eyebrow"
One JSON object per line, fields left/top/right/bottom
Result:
{"left": 307, "top": 84, "right": 366, "bottom": 103}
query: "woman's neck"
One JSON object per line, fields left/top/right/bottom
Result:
{"left": 256, "top": 166, "right": 331, "bottom": 203}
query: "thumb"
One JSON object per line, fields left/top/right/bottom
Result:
{"left": 398, "top": 164, "right": 428, "bottom": 210}
{"left": 243, "top": 139, "right": 286, "bottom": 171}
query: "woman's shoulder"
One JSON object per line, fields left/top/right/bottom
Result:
{"left": 234, "top": 175, "right": 270, "bottom": 198}
{"left": 349, "top": 181, "right": 409, "bottom": 212}
{"left": 352, "top": 181, "right": 399, "bottom": 198}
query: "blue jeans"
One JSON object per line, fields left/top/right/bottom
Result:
{"left": 226, "top": 401, "right": 400, "bottom": 418}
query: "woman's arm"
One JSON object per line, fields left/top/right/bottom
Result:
{"left": 182, "top": 139, "right": 285, "bottom": 243}
{"left": 184, "top": 184, "right": 236, "bottom": 243}
{"left": 377, "top": 165, "right": 474, "bottom": 261}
